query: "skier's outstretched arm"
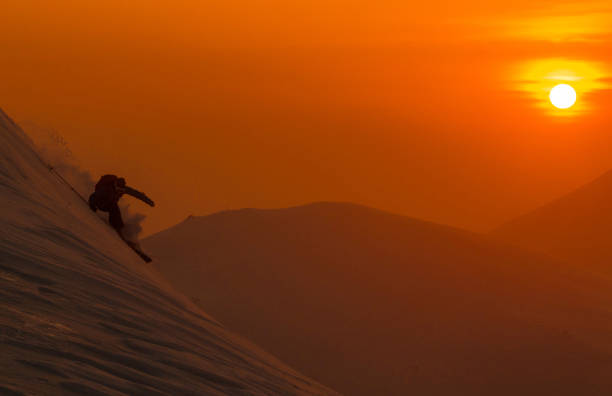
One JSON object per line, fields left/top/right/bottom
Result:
{"left": 124, "top": 186, "right": 155, "bottom": 207}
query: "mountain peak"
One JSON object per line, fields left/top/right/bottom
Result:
{"left": 492, "top": 169, "right": 612, "bottom": 270}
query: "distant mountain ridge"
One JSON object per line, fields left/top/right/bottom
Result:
{"left": 144, "top": 201, "right": 612, "bottom": 396}
{"left": 492, "top": 169, "right": 612, "bottom": 271}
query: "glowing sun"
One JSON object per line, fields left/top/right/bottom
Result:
{"left": 549, "top": 84, "right": 577, "bottom": 109}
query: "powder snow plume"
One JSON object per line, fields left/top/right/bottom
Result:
{"left": 20, "top": 121, "right": 147, "bottom": 239}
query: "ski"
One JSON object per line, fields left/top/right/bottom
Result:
{"left": 123, "top": 238, "right": 153, "bottom": 263}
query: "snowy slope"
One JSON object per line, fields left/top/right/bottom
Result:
{"left": 144, "top": 203, "right": 612, "bottom": 396}
{"left": 0, "top": 109, "right": 339, "bottom": 396}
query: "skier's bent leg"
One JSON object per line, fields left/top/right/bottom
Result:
{"left": 109, "top": 204, "right": 125, "bottom": 237}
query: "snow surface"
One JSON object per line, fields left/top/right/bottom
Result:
{"left": 0, "top": 109, "right": 339, "bottom": 396}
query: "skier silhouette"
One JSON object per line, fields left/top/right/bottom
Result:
{"left": 88, "top": 175, "right": 155, "bottom": 238}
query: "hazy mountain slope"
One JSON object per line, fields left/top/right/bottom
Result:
{"left": 143, "top": 202, "right": 612, "bottom": 396}
{"left": 0, "top": 109, "right": 338, "bottom": 396}
{"left": 492, "top": 170, "right": 612, "bottom": 272}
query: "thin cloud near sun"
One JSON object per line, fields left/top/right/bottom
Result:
{"left": 464, "top": 1, "right": 612, "bottom": 43}
{"left": 511, "top": 58, "right": 610, "bottom": 116}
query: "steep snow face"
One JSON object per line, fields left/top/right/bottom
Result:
{"left": 144, "top": 203, "right": 612, "bottom": 396}
{"left": 0, "top": 109, "right": 338, "bottom": 396}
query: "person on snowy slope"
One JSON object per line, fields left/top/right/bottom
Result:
{"left": 88, "top": 175, "right": 155, "bottom": 236}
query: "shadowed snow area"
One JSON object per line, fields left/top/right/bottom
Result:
{"left": 0, "top": 109, "right": 338, "bottom": 396}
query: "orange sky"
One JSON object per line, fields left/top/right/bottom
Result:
{"left": 2, "top": 0, "right": 612, "bottom": 236}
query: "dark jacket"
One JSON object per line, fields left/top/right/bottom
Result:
{"left": 89, "top": 175, "right": 154, "bottom": 212}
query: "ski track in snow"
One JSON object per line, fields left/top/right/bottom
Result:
{"left": 0, "top": 109, "right": 339, "bottom": 396}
